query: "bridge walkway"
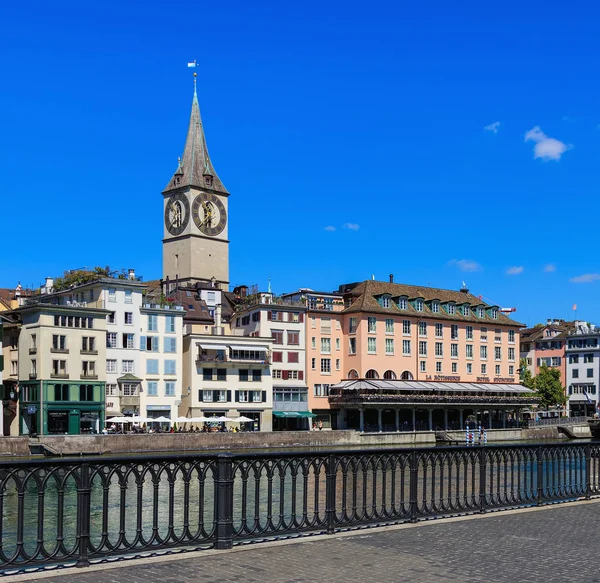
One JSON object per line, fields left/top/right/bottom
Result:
{"left": 6, "top": 499, "right": 600, "bottom": 583}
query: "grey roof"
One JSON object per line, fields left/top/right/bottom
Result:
{"left": 331, "top": 379, "right": 534, "bottom": 394}
{"left": 163, "top": 84, "right": 228, "bottom": 194}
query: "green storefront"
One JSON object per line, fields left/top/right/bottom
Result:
{"left": 19, "top": 380, "right": 105, "bottom": 435}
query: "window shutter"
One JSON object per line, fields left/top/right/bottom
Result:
{"left": 262, "top": 391, "right": 267, "bottom": 402}
{"left": 299, "top": 313, "right": 304, "bottom": 323}
{"left": 258, "top": 311, "right": 261, "bottom": 321}
{"left": 267, "top": 311, "right": 272, "bottom": 321}
{"left": 235, "top": 390, "right": 239, "bottom": 402}
{"left": 213, "top": 390, "right": 218, "bottom": 402}
{"left": 199, "top": 390, "right": 204, "bottom": 402}
{"left": 140, "top": 336, "right": 146, "bottom": 351}
{"left": 227, "top": 390, "right": 232, "bottom": 402}
{"left": 282, "top": 370, "right": 289, "bottom": 380}
{"left": 298, "top": 371, "right": 304, "bottom": 380}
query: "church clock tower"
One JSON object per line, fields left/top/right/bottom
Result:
{"left": 162, "top": 77, "right": 229, "bottom": 289}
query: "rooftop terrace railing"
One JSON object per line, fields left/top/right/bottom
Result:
{"left": 0, "top": 443, "right": 598, "bottom": 573}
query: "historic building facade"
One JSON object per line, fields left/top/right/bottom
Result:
{"left": 565, "top": 322, "right": 600, "bottom": 417}
{"left": 520, "top": 319, "right": 575, "bottom": 384}
{"left": 16, "top": 300, "right": 108, "bottom": 435}
{"left": 231, "top": 291, "right": 311, "bottom": 430}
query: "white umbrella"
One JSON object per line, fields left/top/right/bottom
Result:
{"left": 190, "top": 416, "right": 213, "bottom": 423}
{"left": 212, "top": 416, "right": 232, "bottom": 422}
{"left": 106, "top": 416, "right": 127, "bottom": 423}
{"left": 127, "top": 415, "right": 148, "bottom": 424}
{"left": 231, "top": 416, "right": 253, "bottom": 423}
{"left": 151, "top": 416, "right": 172, "bottom": 423}
{"left": 174, "top": 416, "right": 192, "bottom": 423}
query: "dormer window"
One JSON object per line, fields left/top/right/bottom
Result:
{"left": 431, "top": 301, "right": 440, "bottom": 313}
{"left": 174, "top": 176, "right": 181, "bottom": 186}
{"left": 447, "top": 303, "right": 456, "bottom": 315}
{"left": 478, "top": 307, "right": 485, "bottom": 318}
{"left": 398, "top": 297, "right": 408, "bottom": 310}
{"left": 380, "top": 294, "right": 392, "bottom": 308}
{"left": 415, "top": 299, "right": 424, "bottom": 311}
{"left": 205, "top": 175, "right": 213, "bottom": 187}
{"left": 463, "top": 305, "right": 470, "bottom": 316}
{"left": 491, "top": 308, "right": 498, "bottom": 320}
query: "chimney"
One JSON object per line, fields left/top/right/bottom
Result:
{"left": 389, "top": 274, "right": 394, "bottom": 283}
{"left": 213, "top": 303, "right": 223, "bottom": 335}
{"left": 128, "top": 269, "right": 135, "bottom": 280}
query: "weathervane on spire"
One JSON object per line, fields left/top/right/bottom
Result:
{"left": 187, "top": 60, "right": 198, "bottom": 87}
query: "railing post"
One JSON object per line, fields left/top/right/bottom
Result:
{"left": 76, "top": 462, "right": 91, "bottom": 568}
{"left": 478, "top": 447, "right": 487, "bottom": 514}
{"left": 536, "top": 447, "right": 544, "bottom": 506}
{"left": 585, "top": 444, "right": 592, "bottom": 500}
{"left": 409, "top": 450, "right": 418, "bottom": 523}
{"left": 325, "top": 454, "right": 337, "bottom": 535}
{"left": 215, "top": 454, "right": 234, "bottom": 550}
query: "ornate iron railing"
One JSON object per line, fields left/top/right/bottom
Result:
{"left": 0, "top": 443, "right": 599, "bottom": 572}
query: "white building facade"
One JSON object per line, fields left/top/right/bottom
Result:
{"left": 139, "top": 304, "right": 185, "bottom": 423}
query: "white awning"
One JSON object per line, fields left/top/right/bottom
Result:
{"left": 197, "top": 343, "right": 228, "bottom": 351}
{"left": 229, "top": 345, "right": 269, "bottom": 351}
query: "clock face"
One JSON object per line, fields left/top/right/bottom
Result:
{"left": 192, "top": 193, "right": 227, "bottom": 236}
{"left": 164, "top": 192, "right": 190, "bottom": 236}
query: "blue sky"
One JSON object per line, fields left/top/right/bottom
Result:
{"left": 1, "top": 0, "right": 598, "bottom": 326}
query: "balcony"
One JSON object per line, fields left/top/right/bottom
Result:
{"left": 51, "top": 348, "right": 69, "bottom": 354}
{"left": 80, "top": 350, "right": 98, "bottom": 355}
{"left": 81, "top": 373, "right": 98, "bottom": 380}
{"left": 50, "top": 373, "right": 69, "bottom": 379}
{"left": 29, "top": 373, "right": 37, "bottom": 380}
{"left": 29, "top": 348, "right": 37, "bottom": 355}
{"left": 196, "top": 354, "right": 271, "bottom": 365}
{"left": 196, "top": 354, "right": 227, "bottom": 363}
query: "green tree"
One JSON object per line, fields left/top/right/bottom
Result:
{"left": 519, "top": 358, "right": 534, "bottom": 389}
{"left": 533, "top": 363, "right": 567, "bottom": 409}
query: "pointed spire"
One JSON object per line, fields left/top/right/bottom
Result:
{"left": 164, "top": 78, "right": 228, "bottom": 193}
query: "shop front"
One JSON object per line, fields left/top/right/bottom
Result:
{"left": 19, "top": 380, "right": 105, "bottom": 435}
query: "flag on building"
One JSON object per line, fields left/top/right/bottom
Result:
{"left": 584, "top": 391, "right": 592, "bottom": 404}
{"left": 187, "top": 61, "right": 197, "bottom": 68}
{"left": 572, "top": 304, "right": 577, "bottom": 311}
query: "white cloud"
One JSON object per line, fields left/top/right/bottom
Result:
{"left": 324, "top": 226, "right": 336, "bottom": 232}
{"left": 524, "top": 126, "right": 571, "bottom": 161}
{"left": 570, "top": 273, "right": 600, "bottom": 283}
{"left": 506, "top": 266, "right": 524, "bottom": 275}
{"left": 544, "top": 264, "right": 556, "bottom": 273}
{"left": 448, "top": 259, "right": 481, "bottom": 273}
{"left": 343, "top": 223, "right": 360, "bottom": 231}
{"left": 484, "top": 121, "right": 500, "bottom": 134}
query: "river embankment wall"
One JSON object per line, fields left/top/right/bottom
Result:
{"left": 0, "top": 424, "right": 589, "bottom": 457}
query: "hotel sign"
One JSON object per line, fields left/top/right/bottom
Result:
{"left": 426, "top": 375, "right": 461, "bottom": 382}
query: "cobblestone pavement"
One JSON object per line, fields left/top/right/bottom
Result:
{"left": 8, "top": 500, "right": 600, "bottom": 583}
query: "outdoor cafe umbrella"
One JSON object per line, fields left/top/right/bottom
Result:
{"left": 105, "top": 416, "right": 127, "bottom": 424}
{"left": 212, "top": 416, "right": 232, "bottom": 423}
{"left": 151, "top": 416, "right": 172, "bottom": 424}
{"left": 190, "top": 416, "right": 213, "bottom": 423}
{"left": 174, "top": 416, "right": 192, "bottom": 424}
{"left": 231, "top": 416, "right": 253, "bottom": 423}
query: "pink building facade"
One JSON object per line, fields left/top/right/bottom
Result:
{"left": 287, "top": 280, "right": 535, "bottom": 431}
